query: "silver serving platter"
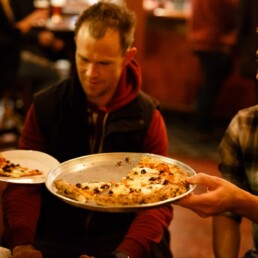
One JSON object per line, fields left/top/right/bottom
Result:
{"left": 45, "top": 152, "right": 196, "bottom": 212}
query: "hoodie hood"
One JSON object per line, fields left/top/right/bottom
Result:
{"left": 102, "top": 59, "right": 142, "bottom": 113}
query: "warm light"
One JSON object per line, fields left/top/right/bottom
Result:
{"left": 86, "top": 0, "right": 123, "bottom": 4}
{"left": 34, "top": 0, "right": 50, "bottom": 9}
{"left": 50, "top": 0, "right": 66, "bottom": 7}
{"left": 87, "top": 0, "right": 99, "bottom": 5}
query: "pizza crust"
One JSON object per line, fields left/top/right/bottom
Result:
{"left": 54, "top": 180, "right": 92, "bottom": 203}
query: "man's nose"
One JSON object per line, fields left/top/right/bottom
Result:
{"left": 86, "top": 63, "right": 99, "bottom": 77}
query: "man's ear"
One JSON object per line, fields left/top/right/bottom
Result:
{"left": 124, "top": 47, "right": 137, "bottom": 65}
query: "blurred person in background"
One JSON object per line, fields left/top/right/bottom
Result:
{"left": 2, "top": 2, "right": 173, "bottom": 258}
{"left": 9, "top": 0, "right": 64, "bottom": 94}
{"left": 10, "top": 0, "right": 68, "bottom": 62}
{"left": 0, "top": 0, "right": 40, "bottom": 133}
{"left": 189, "top": 0, "right": 239, "bottom": 133}
{"left": 0, "top": 0, "right": 60, "bottom": 105}
{"left": 237, "top": 0, "right": 258, "bottom": 102}
{"left": 0, "top": 0, "right": 64, "bottom": 132}
{"left": 0, "top": 0, "right": 20, "bottom": 99}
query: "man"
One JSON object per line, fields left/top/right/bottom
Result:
{"left": 212, "top": 103, "right": 258, "bottom": 258}
{"left": 0, "top": 0, "right": 60, "bottom": 114}
{"left": 176, "top": 74, "right": 258, "bottom": 257}
{"left": 9, "top": 0, "right": 62, "bottom": 94}
{"left": 10, "top": 0, "right": 66, "bottom": 61}
{"left": 175, "top": 173, "right": 258, "bottom": 224}
{"left": 177, "top": 27, "right": 258, "bottom": 257}
{"left": 2, "top": 2, "right": 173, "bottom": 258}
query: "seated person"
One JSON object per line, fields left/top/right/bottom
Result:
{"left": 2, "top": 3, "right": 173, "bottom": 258}
{"left": 10, "top": 0, "right": 68, "bottom": 61}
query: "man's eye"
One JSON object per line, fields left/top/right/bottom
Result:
{"left": 81, "top": 58, "right": 89, "bottom": 63}
{"left": 99, "top": 62, "right": 110, "bottom": 66}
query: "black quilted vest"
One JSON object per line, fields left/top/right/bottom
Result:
{"left": 34, "top": 76, "right": 158, "bottom": 162}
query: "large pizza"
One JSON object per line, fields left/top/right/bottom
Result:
{"left": 54, "top": 156, "right": 190, "bottom": 206}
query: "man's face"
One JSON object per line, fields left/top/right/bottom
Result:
{"left": 75, "top": 23, "right": 128, "bottom": 106}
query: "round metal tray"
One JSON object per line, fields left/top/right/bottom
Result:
{"left": 45, "top": 152, "right": 196, "bottom": 212}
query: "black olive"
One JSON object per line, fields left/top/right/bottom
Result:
{"left": 141, "top": 169, "right": 146, "bottom": 174}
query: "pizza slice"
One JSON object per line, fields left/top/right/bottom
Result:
{"left": 54, "top": 180, "right": 93, "bottom": 203}
{"left": 0, "top": 155, "right": 43, "bottom": 178}
{"left": 54, "top": 180, "right": 113, "bottom": 203}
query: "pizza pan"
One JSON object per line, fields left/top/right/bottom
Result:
{"left": 45, "top": 152, "right": 196, "bottom": 212}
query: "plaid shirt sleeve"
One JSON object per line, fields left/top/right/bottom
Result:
{"left": 218, "top": 105, "right": 258, "bottom": 194}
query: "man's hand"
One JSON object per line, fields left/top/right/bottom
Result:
{"left": 175, "top": 173, "right": 239, "bottom": 217}
{"left": 12, "top": 244, "right": 43, "bottom": 258}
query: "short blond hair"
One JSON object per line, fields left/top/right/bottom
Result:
{"left": 74, "top": 2, "right": 137, "bottom": 54}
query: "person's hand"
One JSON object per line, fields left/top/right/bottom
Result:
{"left": 175, "top": 173, "right": 240, "bottom": 217}
{"left": 11, "top": 244, "right": 43, "bottom": 258}
{"left": 79, "top": 255, "right": 94, "bottom": 258}
{"left": 38, "top": 31, "right": 65, "bottom": 52}
{"left": 16, "top": 9, "right": 49, "bottom": 33}
{"left": 38, "top": 30, "right": 55, "bottom": 47}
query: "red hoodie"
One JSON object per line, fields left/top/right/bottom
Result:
{"left": 3, "top": 60, "right": 173, "bottom": 258}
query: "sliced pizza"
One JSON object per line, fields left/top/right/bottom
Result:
{"left": 53, "top": 156, "right": 190, "bottom": 206}
{"left": 0, "top": 154, "right": 43, "bottom": 178}
{"left": 94, "top": 156, "right": 189, "bottom": 206}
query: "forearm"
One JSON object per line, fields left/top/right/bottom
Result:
{"left": 3, "top": 184, "right": 42, "bottom": 249}
{"left": 234, "top": 189, "right": 258, "bottom": 223}
{"left": 16, "top": 17, "right": 34, "bottom": 34}
{"left": 212, "top": 215, "right": 240, "bottom": 258}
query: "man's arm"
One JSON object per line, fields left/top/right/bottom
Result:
{"left": 3, "top": 105, "right": 45, "bottom": 253}
{"left": 175, "top": 173, "right": 258, "bottom": 223}
{"left": 3, "top": 184, "right": 42, "bottom": 249}
{"left": 115, "top": 206, "right": 173, "bottom": 257}
{"left": 213, "top": 215, "right": 240, "bottom": 258}
{"left": 18, "top": 105, "right": 45, "bottom": 151}
{"left": 143, "top": 109, "right": 169, "bottom": 156}
{"left": 235, "top": 190, "right": 258, "bottom": 222}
